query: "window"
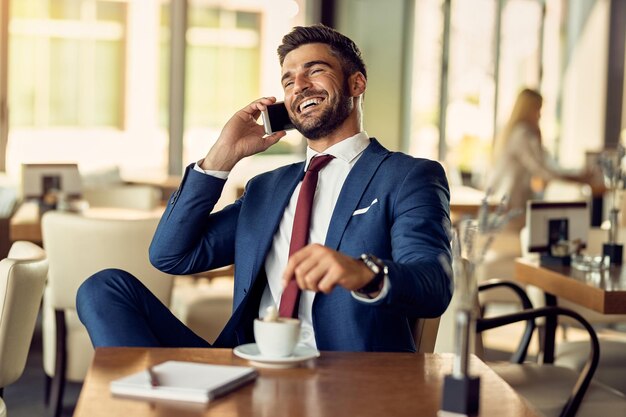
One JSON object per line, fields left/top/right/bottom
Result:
{"left": 159, "top": 5, "right": 261, "bottom": 129}
{"left": 497, "top": 0, "right": 543, "bottom": 131}
{"left": 408, "top": 0, "right": 443, "bottom": 161}
{"left": 445, "top": 0, "right": 497, "bottom": 185}
{"left": 9, "top": 0, "right": 126, "bottom": 128}
{"left": 5, "top": 0, "right": 307, "bottom": 178}
{"left": 409, "top": 0, "right": 545, "bottom": 187}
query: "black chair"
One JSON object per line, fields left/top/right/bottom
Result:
{"left": 477, "top": 279, "right": 626, "bottom": 417}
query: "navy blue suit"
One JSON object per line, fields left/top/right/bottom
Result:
{"left": 149, "top": 138, "right": 452, "bottom": 352}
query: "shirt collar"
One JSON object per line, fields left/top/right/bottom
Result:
{"left": 303, "top": 131, "right": 370, "bottom": 171}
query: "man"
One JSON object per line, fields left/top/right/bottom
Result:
{"left": 77, "top": 24, "right": 452, "bottom": 352}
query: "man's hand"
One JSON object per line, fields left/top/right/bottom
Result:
{"left": 200, "top": 97, "right": 287, "bottom": 171}
{"left": 282, "top": 244, "right": 376, "bottom": 294}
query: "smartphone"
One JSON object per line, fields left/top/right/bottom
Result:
{"left": 261, "top": 102, "right": 295, "bottom": 135}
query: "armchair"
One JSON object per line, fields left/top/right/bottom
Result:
{"left": 41, "top": 211, "right": 175, "bottom": 417}
{"left": 0, "top": 241, "right": 48, "bottom": 417}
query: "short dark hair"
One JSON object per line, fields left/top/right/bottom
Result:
{"left": 277, "top": 24, "right": 367, "bottom": 80}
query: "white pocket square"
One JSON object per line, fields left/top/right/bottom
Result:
{"left": 352, "top": 198, "right": 379, "bottom": 216}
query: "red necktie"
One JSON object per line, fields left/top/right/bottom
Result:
{"left": 279, "top": 154, "right": 334, "bottom": 318}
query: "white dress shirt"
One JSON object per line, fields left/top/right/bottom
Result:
{"left": 486, "top": 123, "right": 578, "bottom": 230}
{"left": 195, "top": 131, "right": 389, "bottom": 349}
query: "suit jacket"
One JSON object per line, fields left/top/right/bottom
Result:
{"left": 149, "top": 138, "right": 452, "bottom": 352}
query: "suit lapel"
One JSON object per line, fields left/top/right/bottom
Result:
{"left": 325, "top": 139, "right": 389, "bottom": 250}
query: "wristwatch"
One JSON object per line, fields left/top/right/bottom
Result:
{"left": 357, "top": 253, "right": 387, "bottom": 295}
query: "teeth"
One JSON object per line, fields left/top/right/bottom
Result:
{"left": 299, "top": 98, "right": 322, "bottom": 112}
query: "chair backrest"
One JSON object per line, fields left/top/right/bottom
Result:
{"left": 41, "top": 211, "right": 173, "bottom": 310}
{"left": 82, "top": 184, "right": 161, "bottom": 211}
{"left": 0, "top": 241, "right": 48, "bottom": 387}
{"left": 413, "top": 317, "right": 441, "bottom": 353}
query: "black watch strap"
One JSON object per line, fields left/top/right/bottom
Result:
{"left": 357, "top": 254, "right": 387, "bottom": 294}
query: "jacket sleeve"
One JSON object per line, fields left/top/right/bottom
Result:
{"left": 374, "top": 159, "right": 453, "bottom": 318}
{"left": 149, "top": 164, "right": 242, "bottom": 275}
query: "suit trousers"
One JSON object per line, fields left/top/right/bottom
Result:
{"left": 76, "top": 269, "right": 210, "bottom": 348}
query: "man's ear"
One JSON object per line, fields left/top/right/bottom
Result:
{"left": 349, "top": 72, "right": 367, "bottom": 97}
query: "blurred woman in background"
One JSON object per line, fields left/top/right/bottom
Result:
{"left": 487, "top": 88, "right": 595, "bottom": 231}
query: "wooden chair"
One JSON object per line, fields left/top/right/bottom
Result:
{"left": 413, "top": 317, "right": 441, "bottom": 353}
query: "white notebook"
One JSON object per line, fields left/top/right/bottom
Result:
{"left": 110, "top": 360, "right": 258, "bottom": 404}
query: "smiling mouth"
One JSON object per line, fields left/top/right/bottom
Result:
{"left": 298, "top": 97, "right": 324, "bottom": 113}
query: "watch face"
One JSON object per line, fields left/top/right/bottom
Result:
{"left": 361, "top": 254, "right": 384, "bottom": 275}
{"left": 357, "top": 254, "right": 386, "bottom": 295}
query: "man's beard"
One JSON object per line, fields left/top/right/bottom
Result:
{"left": 291, "top": 82, "right": 353, "bottom": 140}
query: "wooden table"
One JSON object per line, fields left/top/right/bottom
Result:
{"left": 516, "top": 257, "right": 626, "bottom": 314}
{"left": 515, "top": 257, "right": 626, "bottom": 362}
{"left": 8, "top": 201, "right": 42, "bottom": 242}
{"left": 73, "top": 348, "right": 540, "bottom": 417}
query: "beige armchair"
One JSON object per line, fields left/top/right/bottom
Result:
{"left": 0, "top": 241, "right": 48, "bottom": 417}
{"left": 41, "top": 211, "right": 174, "bottom": 417}
{"left": 169, "top": 275, "right": 234, "bottom": 344}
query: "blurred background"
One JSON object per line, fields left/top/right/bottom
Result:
{"left": 0, "top": 0, "right": 623, "bottom": 186}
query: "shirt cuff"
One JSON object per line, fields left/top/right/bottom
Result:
{"left": 193, "top": 162, "right": 229, "bottom": 179}
{"left": 351, "top": 275, "right": 390, "bottom": 303}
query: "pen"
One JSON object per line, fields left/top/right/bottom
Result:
{"left": 147, "top": 366, "right": 160, "bottom": 388}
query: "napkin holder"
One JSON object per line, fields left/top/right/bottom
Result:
{"left": 441, "top": 374, "right": 480, "bottom": 415}
{"left": 526, "top": 201, "right": 588, "bottom": 268}
{"left": 602, "top": 243, "right": 623, "bottom": 265}
{"left": 440, "top": 309, "right": 480, "bottom": 416}
{"left": 603, "top": 208, "right": 623, "bottom": 265}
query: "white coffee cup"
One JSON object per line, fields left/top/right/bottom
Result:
{"left": 253, "top": 318, "right": 301, "bottom": 358}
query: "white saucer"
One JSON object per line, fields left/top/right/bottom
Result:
{"left": 233, "top": 343, "right": 320, "bottom": 368}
